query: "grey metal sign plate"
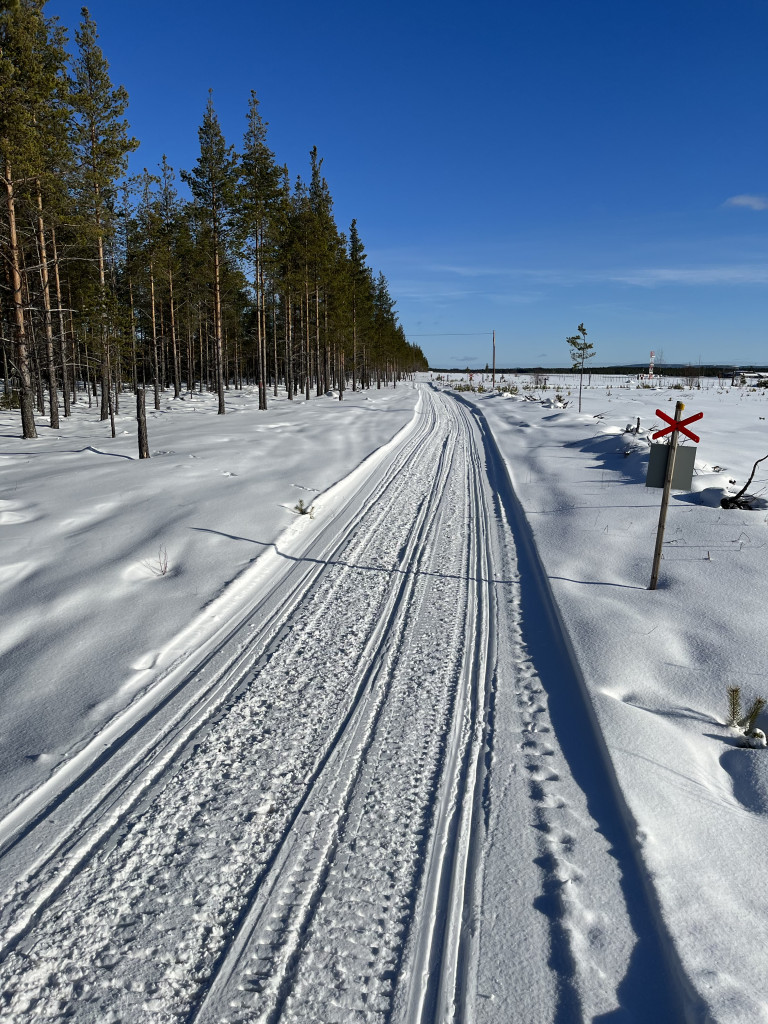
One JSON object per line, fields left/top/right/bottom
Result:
{"left": 646, "top": 443, "right": 697, "bottom": 490}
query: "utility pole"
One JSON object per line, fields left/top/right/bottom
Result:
{"left": 492, "top": 330, "right": 496, "bottom": 389}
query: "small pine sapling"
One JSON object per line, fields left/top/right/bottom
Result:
{"left": 727, "top": 686, "right": 742, "bottom": 728}
{"left": 740, "top": 696, "right": 766, "bottom": 734}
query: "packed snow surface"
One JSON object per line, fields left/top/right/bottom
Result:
{"left": 1, "top": 374, "right": 768, "bottom": 1022}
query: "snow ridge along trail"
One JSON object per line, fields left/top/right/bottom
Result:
{"left": 0, "top": 386, "right": 685, "bottom": 1022}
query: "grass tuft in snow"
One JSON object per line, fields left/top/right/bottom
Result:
{"left": 293, "top": 499, "right": 315, "bottom": 519}
{"left": 142, "top": 546, "right": 170, "bottom": 577}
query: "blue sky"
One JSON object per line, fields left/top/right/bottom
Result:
{"left": 48, "top": 0, "right": 767, "bottom": 368}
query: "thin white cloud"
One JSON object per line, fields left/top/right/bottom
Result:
{"left": 724, "top": 194, "right": 768, "bottom": 211}
{"left": 610, "top": 265, "right": 768, "bottom": 286}
{"left": 381, "top": 249, "right": 768, "bottom": 294}
{"left": 429, "top": 263, "right": 768, "bottom": 287}
{"left": 428, "top": 264, "right": 501, "bottom": 278}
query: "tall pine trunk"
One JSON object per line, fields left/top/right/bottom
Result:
{"left": 168, "top": 266, "right": 180, "bottom": 398}
{"left": 4, "top": 159, "right": 37, "bottom": 438}
{"left": 149, "top": 262, "right": 160, "bottom": 409}
{"left": 51, "top": 227, "right": 71, "bottom": 417}
{"left": 136, "top": 387, "right": 149, "bottom": 458}
{"left": 35, "top": 185, "right": 59, "bottom": 429}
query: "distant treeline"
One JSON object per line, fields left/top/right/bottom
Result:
{"left": 430, "top": 365, "right": 766, "bottom": 377}
{"left": 1, "top": 2, "right": 428, "bottom": 439}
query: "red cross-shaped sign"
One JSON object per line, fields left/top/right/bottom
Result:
{"left": 652, "top": 408, "right": 703, "bottom": 443}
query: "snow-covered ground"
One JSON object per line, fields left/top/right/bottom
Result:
{"left": 0, "top": 384, "right": 418, "bottom": 815}
{"left": 1, "top": 373, "right": 768, "bottom": 1021}
{"left": 449, "top": 372, "right": 768, "bottom": 1022}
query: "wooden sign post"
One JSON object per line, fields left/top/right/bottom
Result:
{"left": 648, "top": 401, "right": 703, "bottom": 590}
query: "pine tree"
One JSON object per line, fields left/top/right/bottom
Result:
{"left": 373, "top": 272, "right": 396, "bottom": 387}
{"left": 270, "top": 165, "right": 299, "bottom": 399}
{"left": 0, "top": 0, "right": 69, "bottom": 437}
{"left": 69, "top": 6, "right": 137, "bottom": 426}
{"left": 136, "top": 168, "right": 163, "bottom": 408}
{"left": 181, "top": 92, "right": 238, "bottom": 415}
{"left": 158, "top": 156, "right": 182, "bottom": 398}
{"left": 237, "top": 92, "right": 280, "bottom": 409}
{"left": 307, "top": 146, "right": 339, "bottom": 397}
{"left": 347, "top": 219, "right": 373, "bottom": 391}
{"left": 566, "top": 322, "right": 595, "bottom": 412}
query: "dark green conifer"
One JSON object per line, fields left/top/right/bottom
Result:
{"left": 0, "top": 0, "right": 69, "bottom": 437}
{"left": 238, "top": 92, "right": 281, "bottom": 410}
{"left": 181, "top": 92, "right": 238, "bottom": 415}
{"left": 69, "top": 6, "right": 137, "bottom": 425}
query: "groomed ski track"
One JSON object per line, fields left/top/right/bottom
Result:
{"left": 0, "top": 386, "right": 690, "bottom": 1022}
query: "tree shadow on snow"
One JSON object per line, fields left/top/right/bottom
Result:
{"left": 562, "top": 429, "right": 653, "bottom": 487}
{"left": 189, "top": 526, "right": 517, "bottom": 587}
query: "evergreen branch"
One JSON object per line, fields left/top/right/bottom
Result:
{"left": 727, "top": 685, "right": 742, "bottom": 727}
{"left": 740, "top": 696, "right": 766, "bottom": 733}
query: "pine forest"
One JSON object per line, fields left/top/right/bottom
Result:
{"left": 0, "top": 1, "right": 428, "bottom": 443}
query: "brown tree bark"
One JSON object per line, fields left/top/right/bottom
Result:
{"left": 136, "top": 387, "right": 150, "bottom": 458}
{"left": 212, "top": 210, "right": 226, "bottom": 414}
{"left": 149, "top": 261, "right": 160, "bottom": 408}
{"left": 50, "top": 227, "right": 71, "bottom": 417}
{"left": 34, "top": 185, "right": 59, "bottom": 428}
{"left": 168, "top": 266, "right": 180, "bottom": 398}
{"left": 3, "top": 160, "right": 37, "bottom": 437}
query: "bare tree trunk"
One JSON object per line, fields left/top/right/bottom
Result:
{"left": 304, "top": 284, "right": 311, "bottom": 400}
{"left": 51, "top": 227, "right": 71, "bottom": 417}
{"left": 94, "top": 221, "right": 112, "bottom": 421}
{"left": 136, "top": 387, "right": 150, "bottom": 458}
{"left": 323, "top": 300, "right": 330, "bottom": 395}
{"left": 128, "top": 275, "right": 138, "bottom": 393}
{"left": 315, "top": 284, "right": 322, "bottom": 397}
{"left": 159, "top": 300, "right": 167, "bottom": 392}
{"left": 35, "top": 185, "right": 59, "bottom": 428}
{"left": 2, "top": 340, "right": 9, "bottom": 401}
{"left": 285, "top": 292, "right": 294, "bottom": 400}
{"left": 187, "top": 322, "right": 194, "bottom": 393}
{"left": 197, "top": 304, "right": 204, "bottom": 393}
{"left": 259, "top": 269, "right": 268, "bottom": 408}
{"left": 149, "top": 262, "right": 160, "bottom": 409}
{"left": 4, "top": 163, "right": 37, "bottom": 437}
{"left": 106, "top": 346, "right": 115, "bottom": 438}
{"left": 67, "top": 281, "right": 78, "bottom": 403}
{"left": 168, "top": 266, "right": 180, "bottom": 398}
{"left": 212, "top": 222, "right": 226, "bottom": 414}
{"left": 352, "top": 303, "right": 358, "bottom": 392}
{"left": 255, "top": 235, "right": 267, "bottom": 410}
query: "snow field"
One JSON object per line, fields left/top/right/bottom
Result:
{"left": 3, "top": 374, "right": 768, "bottom": 1021}
{"left": 0, "top": 392, "right": 440, "bottom": 1021}
{"left": 0, "top": 385, "right": 419, "bottom": 817}
{"left": 457, "top": 378, "right": 768, "bottom": 1022}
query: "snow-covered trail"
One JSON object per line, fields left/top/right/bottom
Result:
{"left": 0, "top": 387, "right": 687, "bottom": 1022}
